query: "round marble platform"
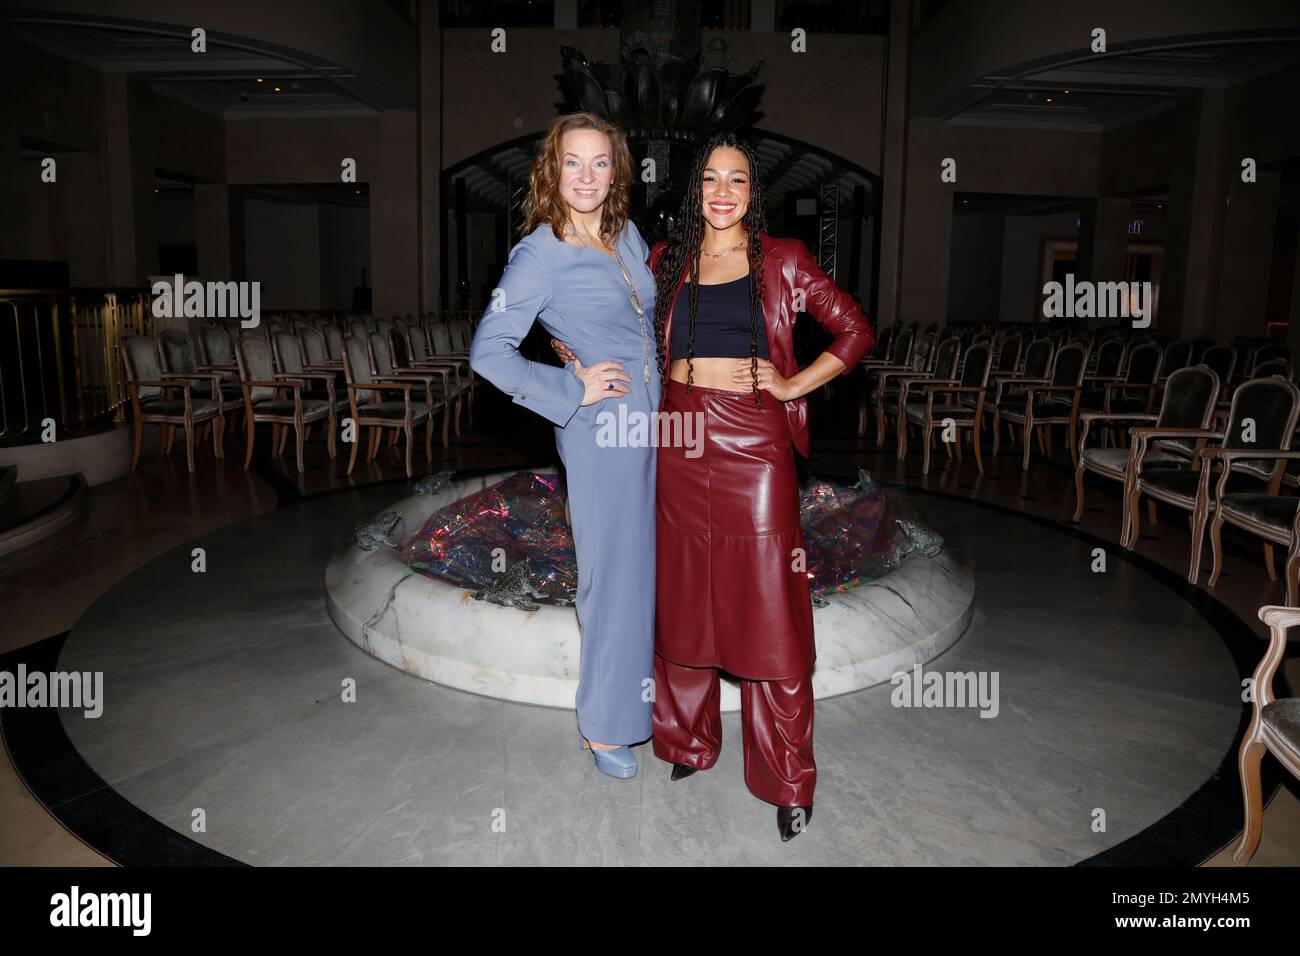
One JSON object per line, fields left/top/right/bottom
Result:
{"left": 325, "top": 468, "right": 975, "bottom": 712}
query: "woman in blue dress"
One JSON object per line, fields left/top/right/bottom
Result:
{"left": 468, "top": 112, "right": 658, "bottom": 779}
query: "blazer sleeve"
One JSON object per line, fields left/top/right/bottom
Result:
{"left": 791, "top": 239, "right": 875, "bottom": 374}
{"left": 469, "top": 239, "right": 586, "bottom": 427}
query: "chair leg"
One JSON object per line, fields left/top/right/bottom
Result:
{"left": 295, "top": 422, "right": 306, "bottom": 473}
{"left": 992, "top": 413, "right": 1002, "bottom": 456}
{"left": 162, "top": 424, "right": 174, "bottom": 458}
{"left": 1147, "top": 498, "right": 1157, "bottom": 526}
{"left": 214, "top": 415, "right": 225, "bottom": 460}
{"left": 897, "top": 414, "right": 909, "bottom": 461}
{"left": 1201, "top": 515, "right": 1222, "bottom": 590}
{"left": 1264, "top": 543, "right": 1278, "bottom": 582}
{"left": 131, "top": 416, "right": 143, "bottom": 471}
{"left": 972, "top": 422, "right": 984, "bottom": 474}
{"left": 404, "top": 425, "right": 414, "bottom": 477}
{"left": 366, "top": 426, "right": 380, "bottom": 462}
{"left": 1188, "top": 502, "right": 1210, "bottom": 584}
{"left": 954, "top": 427, "right": 963, "bottom": 462}
{"left": 425, "top": 416, "right": 434, "bottom": 462}
{"left": 184, "top": 420, "right": 195, "bottom": 472}
{"left": 243, "top": 414, "right": 256, "bottom": 469}
{"left": 441, "top": 405, "right": 451, "bottom": 448}
{"left": 922, "top": 423, "right": 933, "bottom": 474}
{"left": 1043, "top": 425, "right": 1053, "bottom": 459}
{"left": 1021, "top": 421, "right": 1032, "bottom": 471}
{"left": 346, "top": 421, "right": 360, "bottom": 474}
{"left": 1231, "top": 735, "right": 1267, "bottom": 865}
{"left": 326, "top": 412, "right": 337, "bottom": 459}
{"left": 1125, "top": 488, "right": 1142, "bottom": 551}
{"left": 1072, "top": 461, "right": 1086, "bottom": 522}
{"left": 857, "top": 398, "right": 868, "bottom": 437}
{"left": 1287, "top": 541, "right": 1300, "bottom": 606}
{"left": 1067, "top": 414, "right": 1079, "bottom": 467}
{"left": 454, "top": 398, "right": 462, "bottom": 437}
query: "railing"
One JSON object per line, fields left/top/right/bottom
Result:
{"left": 0, "top": 288, "right": 159, "bottom": 445}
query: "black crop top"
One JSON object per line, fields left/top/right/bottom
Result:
{"left": 669, "top": 274, "right": 770, "bottom": 360}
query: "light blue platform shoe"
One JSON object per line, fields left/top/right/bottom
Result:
{"left": 580, "top": 732, "right": 638, "bottom": 779}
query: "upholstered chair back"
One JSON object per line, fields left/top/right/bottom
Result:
{"left": 931, "top": 336, "right": 960, "bottom": 380}
{"left": 1022, "top": 338, "right": 1054, "bottom": 379}
{"left": 369, "top": 331, "right": 397, "bottom": 377}
{"left": 958, "top": 343, "right": 992, "bottom": 394}
{"left": 236, "top": 334, "right": 278, "bottom": 402}
{"left": 122, "top": 335, "right": 164, "bottom": 401}
{"left": 1152, "top": 366, "right": 1220, "bottom": 459}
{"left": 323, "top": 325, "right": 344, "bottom": 360}
{"left": 300, "top": 327, "right": 329, "bottom": 365}
{"left": 343, "top": 335, "right": 377, "bottom": 403}
{"left": 1222, "top": 377, "right": 1300, "bottom": 482}
{"left": 1125, "top": 342, "right": 1162, "bottom": 384}
{"left": 274, "top": 331, "right": 305, "bottom": 374}
{"left": 996, "top": 334, "right": 1021, "bottom": 372}
{"left": 1050, "top": 343, "right": 1087, "bottom": 389}
{"left": 430, "top": 321, "right": 455, "bottom": 354}
{"left": 1093, "top": 338, "right": 1124, "bottom": 378}
{"left": 201, "top": 325, "right": 233, "bottom": 366}
{"left": 450, "top": 318, "right": 473, "bottom": 351}
{"left": 158, "top": 329, "right": 198, "bottom": 374}
{"left": 1251, "top": 344, "right": 1291, "bottom": 373}
{"left": 890, "top": 327, "right": 914, "bottom": 365}
{"left": 1162, "top": 339, "right": 1193, "bottom": 376}
{"left": 1200, "top": 346, "right": 1236, "bottom": 385}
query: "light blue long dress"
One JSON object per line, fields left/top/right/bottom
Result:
{"left": 469, "top": 220, "right": 659, "bottom": 745}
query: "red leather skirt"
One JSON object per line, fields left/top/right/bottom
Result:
{"left": 655, "top": 378, "right": 815, "bottom": 680}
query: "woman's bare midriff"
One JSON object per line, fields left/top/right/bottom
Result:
{"left": 668, "top": 357, "right": 759, "bottom": 391}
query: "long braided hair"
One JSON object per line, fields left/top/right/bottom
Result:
{"left": 651, "top": 133, "right": 769, "bottom": 408}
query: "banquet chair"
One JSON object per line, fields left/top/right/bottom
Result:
{"left": 1127, "top": 376, "right": 1300, "bottom": 583}
{"left": 993, "top": 343, "right": 1088, "bottom": 469}
{"left": 1232, "top": 605, "right": 1300, "bottom": 865}
{"left": 1072, "top": 365, "right": 1220, "bottom": 543}
{"left": 121, "top": 334, "right": 224, "bottom": 472}
{"left": 901, "top": 342, "right": 993, "bottom": 473}
{"left": 234, "top": 333, "right": 334, "bottom": 473}
{"left": 341, "top": 334, "right": 433, "bottom": 477}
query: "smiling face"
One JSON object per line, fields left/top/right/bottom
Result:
{"left": 557, "top": 128, "right": 614, "bottom": 215}
{"left": 700, "top": 146, "right": 751, "bottom": 231}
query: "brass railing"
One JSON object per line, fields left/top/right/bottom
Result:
{"left": 0, "top": 288, "right": 161, "bottom": 444}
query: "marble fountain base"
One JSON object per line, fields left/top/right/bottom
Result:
{"left": 325, "top": 469, "right": 975, "bottom": 713}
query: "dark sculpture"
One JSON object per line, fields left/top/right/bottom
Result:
{"left": 557, "top": 44, "right": 763, "bottom": 140}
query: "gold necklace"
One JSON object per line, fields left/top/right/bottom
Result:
{"left": 700, "top": 237, "right": 748, "bottom": 259}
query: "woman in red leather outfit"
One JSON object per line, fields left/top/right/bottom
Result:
{"left": 648, "top": 133, "right": 873, "bottom": 841}
{"left": 555, "top": 132, "right": 872, "bottom": 840}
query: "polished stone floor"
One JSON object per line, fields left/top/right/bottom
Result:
{"left": 3, "top": 383, "right": 1299, "bottom": 865}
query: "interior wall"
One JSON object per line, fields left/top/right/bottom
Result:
{"left": 242, "top": 197, "right": 321, "bottom": 309}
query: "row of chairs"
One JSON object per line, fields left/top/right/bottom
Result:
{"left": 121, "top": 321, "right": 476, "bottom": 476}
{"left": 859, "top": 325, "right": 1294, "bottom": 474}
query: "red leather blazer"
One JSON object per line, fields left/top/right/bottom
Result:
{"left": 649, "top": 231, "right": 874, "bottom": 457}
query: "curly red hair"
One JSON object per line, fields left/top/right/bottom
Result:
{"left": 521, "top": 111, "right": 634, "bottom": 244}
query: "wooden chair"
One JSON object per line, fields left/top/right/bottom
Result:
{"left": 877, "top": 334, "right": 959, "bottom": 449}
{"left": 341, "top": 334, "right": 433, "bottom": 477}
{"left": 1232, "top": 604, "right": 1300, "bottom": 864}
{"left": 993, "top": 342, "right": 1088, "bottom": 469}
{"left": 1072, "top": 365, "right": 1220, "bottom": 543}
{"left": 901, "top": 342, "right": 993, "bottom": 473}
{"left": 121, "top": 334, "right": 224, "bottom": 472}
{"left": 1127, "top": 376, "right": 1300, "bottom": 583}
{"left": 1208, "top": 477, "right": 1300, "bottom": 605}
{"left": 156, "top": 328, "right": 243, "bottom": 445}
{"left": 234, "top": 333, "right": 334, "bottom": 473}
{"left": 368, "top": 331, "right": 453, "bottom": 448}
